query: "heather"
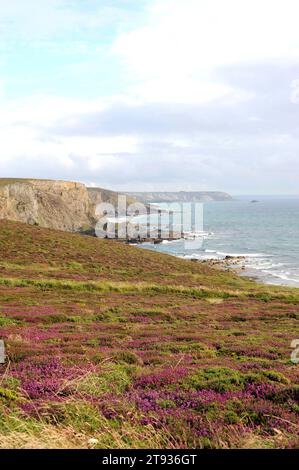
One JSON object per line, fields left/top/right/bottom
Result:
{"left": 0, "top": 221, "right": 298, "bottom": 448}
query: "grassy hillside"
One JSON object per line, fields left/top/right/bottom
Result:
{"left": 0, "top": 220, "right": 298, "bottom": 449}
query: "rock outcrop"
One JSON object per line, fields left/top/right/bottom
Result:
{"left": 0, "top": 180, "right": 233, "bottom": 234}
{"left": 0, "top": 179, "right": 124, "bottom": 233}
{"left": 0, "top": 179, "right": 95, "bottom": 232}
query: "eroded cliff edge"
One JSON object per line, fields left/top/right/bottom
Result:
{"left": 0, "top": 179, "right": 106, "bottom": 233}
{"left": 0, "top": 179, "right": 232, "bottom": 234}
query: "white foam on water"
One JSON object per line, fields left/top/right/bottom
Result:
{"left": 271, "top": 273, "right": 299, "bottom": 282}
{"left": 140, "top": 218, "right": 299, "bottom": 288}
{"left": 183, "top": 231, "right": 214, "bottom": 239}
{"left": 201, "top": 249, "right": 299, "bottom": 287}
{"left": 183, "top": 252, "right": 221, "bottom": 261}
{"left": 217, "top": 251, "right": 268, "bottom": 258}
{"left": 242, "top": 256, "right": 299, "bottom": 287}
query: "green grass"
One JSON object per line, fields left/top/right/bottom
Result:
{"left": 0, "top": 220, "right": 298, "bottom": 449}
{"left": 0, "top": 275, "right": 298, "bottom": 305}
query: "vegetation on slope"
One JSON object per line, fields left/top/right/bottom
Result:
{"left": 0, "top": 220, "right": 298, "bottom": 449}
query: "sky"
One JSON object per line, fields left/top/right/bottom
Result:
{"left": 0, "top": 0, "right": 299, "bottom": 194}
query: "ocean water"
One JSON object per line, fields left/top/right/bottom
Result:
{"left": 139, "top": 196, "right": 299, "bottom": 288}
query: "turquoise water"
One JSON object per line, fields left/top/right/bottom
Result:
{"left": 139, "top": 197, "right": 299, "bottom": 287}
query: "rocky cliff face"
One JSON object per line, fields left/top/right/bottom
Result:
{"left": 0, "top": 179, "right": 113, "bottom": 233}
{"left": 0, "top": 180, "right": 233, "bottom": 234}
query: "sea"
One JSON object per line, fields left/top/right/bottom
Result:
{"left": 138, "top": 196, "right": 299, "bottom": 288}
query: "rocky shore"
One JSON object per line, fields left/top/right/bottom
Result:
{"left": 191, "top": 255, "right": 247, "bottom": 272}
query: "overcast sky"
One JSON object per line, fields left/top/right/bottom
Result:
{"left": 1, "top": 0, "right": 299, "bottom": 194}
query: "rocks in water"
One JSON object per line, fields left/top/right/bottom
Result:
{"left": 190, "top": 255, "right": 246, "bottom": 272}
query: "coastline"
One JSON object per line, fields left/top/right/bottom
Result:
{"left": 190, "top": 255, "right": 261, "bottom": 283}
{"left": 184, "top": 253, "right": 299, "bottom": 288}
{"left": 137, "top": 240, "right": 299, "bottom": 289}
{"left": 186, "top": 255, "right": 299, "bottom": 288}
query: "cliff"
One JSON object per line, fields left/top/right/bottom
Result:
{"left": 0, "top": 179, "right": 127, "bottom": 233}
{"left": 125, "top": 191, "right": 233, "bottom": 203}
{"left": 0, "top": 180, "right": 232, "bottom": 234}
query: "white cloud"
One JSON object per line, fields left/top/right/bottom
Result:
{"left": 0, "top": 0, "right": 299, "bottom": 193}
{"left": 127, "top": 78, "right": 250, "bottom": 104}
{"left": 0, "top": 94, "right": 139, "bottom": 181}
{"left": 114, "top": 0, "right": 299, "bottom": 73}
{"left": 113, "top": 0, "right": 299, "bottom": 103}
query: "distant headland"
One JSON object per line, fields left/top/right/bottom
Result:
{"left": 124, "top": 191, "right": 232, "bottom": 203}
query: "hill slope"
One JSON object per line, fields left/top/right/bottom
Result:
{"left": 0, "top": 221, "right": 298, "bottom": 449}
